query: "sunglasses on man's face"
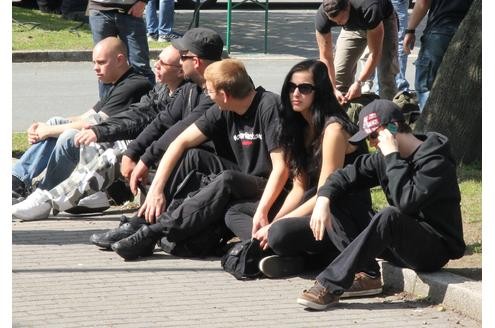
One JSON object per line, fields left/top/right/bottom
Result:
{"left": 287, "top": 82, "right": 315, "bottom": 95}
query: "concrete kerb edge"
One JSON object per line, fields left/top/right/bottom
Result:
{"left": 380, "top": 261, "right": 481, "bottom": 321}
{"left": 12, "top": 50, "right": 307, "bottom": 63}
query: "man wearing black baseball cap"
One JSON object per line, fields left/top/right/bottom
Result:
{"left": 297, "top": 99, "right": 466, "bottom": 310}
{"left": 171, "top": 27, "right": 224, "bottom": 61}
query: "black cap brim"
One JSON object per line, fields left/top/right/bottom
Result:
{"left": 348, "top": 130, "right": 368, "bottom": 144}
{"left": 171, "top": 38, "right": 188, "bottom": 52}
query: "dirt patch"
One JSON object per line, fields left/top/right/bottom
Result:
{"left": 442, "top": 221, "right": 482, "bottom": 281}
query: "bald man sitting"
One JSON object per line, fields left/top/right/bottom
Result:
{"left": 12, "top": 36, "right": 152, "bottom": 205}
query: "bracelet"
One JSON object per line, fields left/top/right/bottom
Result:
{"left": 405, "top": 29, "right": 415, "bottom": 34}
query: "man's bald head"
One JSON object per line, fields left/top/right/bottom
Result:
{"left": 154, "top": 45, "right": 184, "bottom": 87}
{"left": 92, "top": 37, "right": 130, "bottom": 84}
{"left": 94, "top": 36, "right": 128, "bottom": 60}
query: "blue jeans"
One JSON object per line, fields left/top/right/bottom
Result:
{"left": 392, "top": 0, "right": 410, "bottom": 91}
{"left": 145, "top": 0, "right": 175, "bottom": 36}
{"left": 13, "top": 117, "right": 71, "bottom": 188}
{"left": 415, "top": 26, "right": 457, "bottom": 111}
{"left": 37, "top": 129, "right": 81, "bottom": 191}
{"left": 89, "top": 9, "right": 155, "bottom": 98}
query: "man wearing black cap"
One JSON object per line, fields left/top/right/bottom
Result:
{"left": 127, "top": 27, "right": 227, "bottom": 195}
{"left": 297, "top": 99, "right": 466, "bottom": 310}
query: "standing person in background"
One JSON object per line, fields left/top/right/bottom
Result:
{"left": 87, "top": 0, "right": 156, "bottom": 98}
{"left": 404, "top": 0, "right": 473, "bottom": 111}
{"left": 145, "top": 0, "right": 181, "bottom": 42}
{"left": 391, "top": 0, "right": 410, "bottom": 92}
{"left": 315, "top": 0, "right": 399, "bottom": 104}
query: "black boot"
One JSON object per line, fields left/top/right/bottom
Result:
{"left": 111, "top": 225, "right": 160, "bottom": 260}
{"left": 90, "top": 216, "right": 146, "bottom": 249}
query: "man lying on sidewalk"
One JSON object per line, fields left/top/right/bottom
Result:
{"left": 12, "top": 36, "right": 151, "bottom": 204}
{"left": 13, "top": 28, "right": 229, "bottom": 221}
{"left": 296, "top": 100, "right": 466, "bottom": 310}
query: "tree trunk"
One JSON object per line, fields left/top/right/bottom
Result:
{"left": 413, "top": 0, "right": 481, "bottom": 165}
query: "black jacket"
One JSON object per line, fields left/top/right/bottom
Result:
{"left": 125, "top": 81, "right": 218, "bottom": 167}
{"left": 318, "top": 132, "right": 466, "bottom": 259}
{"left": 91, "top": 82, "right": 182, "bottom": 142}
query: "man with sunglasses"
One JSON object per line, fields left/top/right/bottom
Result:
{"left": 297, "top": 99, "right": 465, "bottom": 310}
{"left": 315, "top": 0, "right": 399, "bottom": 104}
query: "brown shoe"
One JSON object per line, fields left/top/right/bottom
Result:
{"left": 297, "top": 281, "right": 340, "bottom": 310}
{"left": 342, "top": 272, "right": 383, "bottom": 298}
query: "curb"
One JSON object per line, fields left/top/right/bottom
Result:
{"left": 12, "top": 50, "right": 161, "bottom": 63}
{"left": 12, "top": 50, "right": 307, "bottom": 63}
{"left": 380, "top": 261, "right": 481, "bottom": 321}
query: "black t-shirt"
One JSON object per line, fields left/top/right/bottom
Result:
{"left": 194, "top": 87, "right": 281, "bottom": 178}
{"left": 425, "top": 0, "right": 473, "bottom": 33}
{"left": 93, "top": 68, "right": 152, "bottom": 117}
{"left": 315, "top": 0, "right": 393, "bottom": 32}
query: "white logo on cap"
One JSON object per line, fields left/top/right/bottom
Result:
{"left": 363, "top": 112, "right": 381, "bottom": 134}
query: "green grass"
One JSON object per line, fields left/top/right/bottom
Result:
{"left": 12, "top": 6, "right": 169, "bottom": 51}
{"left": 13, "top": 6, "right": 94, "bottom": 51}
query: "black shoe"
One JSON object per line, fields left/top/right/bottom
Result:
{"left": 12, "top": 175, "right": 29, "bottom": 202}
{"left": 89, "top": 217, "right": 146, "bottom": 249}
{"left": 111, "top": 225, "right": 159, "bottom": 260}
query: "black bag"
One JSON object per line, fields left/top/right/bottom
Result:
{"left": 221, "top": 239, "right": 263, "bottom": 280}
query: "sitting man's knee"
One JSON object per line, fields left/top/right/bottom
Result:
{"left": 57, "top": 129, "right": 79, "bottom": 146}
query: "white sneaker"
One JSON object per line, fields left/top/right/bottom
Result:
{"left": 65, "top": 191, "right": 111, "bottom": 214}
{"left": 12, "top": 189, "right": 52, "bottom": 221}
{"left": 259, "top": 254, "right": 304, "bottom": 278}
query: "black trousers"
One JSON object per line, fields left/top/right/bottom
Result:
{"left": 267, "top": 217, "right": 340, "bottom": 270}
{"left": 151, "top": 162, "right": 270, "bottom": 242}
{"left": 162, "top": 148, "right": 238, "bottom": 203}
{"left": 317, "top": 204, "right": 452, "bottom": 293}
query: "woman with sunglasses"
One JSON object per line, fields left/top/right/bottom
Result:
{"left": 252, "top": 59, "right": 373, "bottom": 278}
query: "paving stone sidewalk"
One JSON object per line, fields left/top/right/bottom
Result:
{"left": 13, "top": 210, "right": 480, "bottom": 328}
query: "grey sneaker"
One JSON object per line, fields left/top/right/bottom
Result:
{"left": 297, "top": 281, "right": 340, "bottom": 310}
{"left": 259, "top": 255, "right": 304, "bottom": 278}
{"left": 341, "top": 272, "right": 383, "bottom": 298}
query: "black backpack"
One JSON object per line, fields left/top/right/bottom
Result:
{"left": 221, "top": 239, "right": 263, "bottom": 280}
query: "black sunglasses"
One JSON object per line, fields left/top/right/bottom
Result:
{"left": 287, "top": 82, "right": 315, "bottom": 95}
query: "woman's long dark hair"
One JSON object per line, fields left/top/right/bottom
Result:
{"left": 278, "top": 59, "right": 355, "bottom": 176}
